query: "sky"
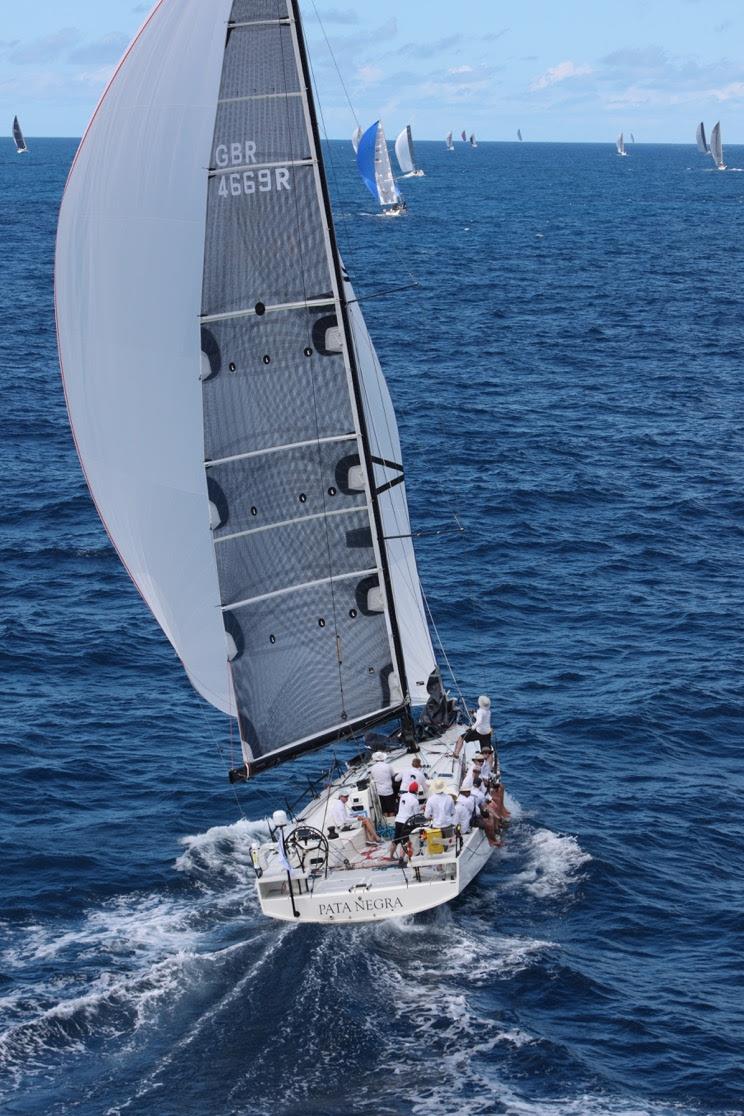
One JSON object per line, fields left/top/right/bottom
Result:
{"left": 2, "top": 0, "right": 744, "bottom": 142}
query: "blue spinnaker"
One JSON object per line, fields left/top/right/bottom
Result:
{"left": 356, "top": 121, "right": 380, "bottom": 202}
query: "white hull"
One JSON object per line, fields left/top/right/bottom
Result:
{"left": 402, "top": 169, "right": 425, "bottom": 178}
{"left": 253, "top": 727, "right": 500, "bottom": 924}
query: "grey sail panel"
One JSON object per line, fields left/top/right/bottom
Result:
{"left": 201, "top": 0, "right": 404, "bottom": 771}
{"left": 13, "top": 116, "right": 26, "bottom": 152}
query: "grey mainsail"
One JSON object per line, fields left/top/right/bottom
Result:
{"left": 709, "top": 121, "right": 724, "bottom": 168}
{"left": 696, "top": 122, "right": 708, "bottom": 154}
{"left": 200, "top": 0, "right": 415, "bottom": 771}
{"left": 12, "top": 115, "right": 27, "bottom": 153}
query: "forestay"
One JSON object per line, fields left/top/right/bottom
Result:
{"left": 56, "top": 0, "right": 434, "bottom": 775}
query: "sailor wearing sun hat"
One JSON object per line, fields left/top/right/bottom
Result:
{"left": 425, "top": 777, "right": 455, "bottom": 827}
{"left": 454, "top": 694, "right": 492, "bottom": 757}
{"left": 369, "top": 751, "right": 397, "bottom": 814}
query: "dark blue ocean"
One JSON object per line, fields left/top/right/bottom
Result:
{"left": 1, "top": 136, "right": 743, "bottom": 1116}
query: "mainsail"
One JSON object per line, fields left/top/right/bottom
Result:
{"left": 517, "top": 129, "right": 523, "bottom": 142}
{"left": 696, "top": 122, "right": 709, "bottom": 154}
{"left": 351, "top": 125, "right": 362, "bottom": 153}
{"left": 395, "top": 125, "right": 418, "bottom": 175}
{"left": 629, "top": 132, "right": 635, "bottom": 144}
{"left": 55, "top": 0, "right": 434, "bottom": 775}
{"left": 616, "top": 133, "right": 625, "bottom": 155}
{"left": 446, "top": 131, "right": 454, "bottom": 150}
{"left": 709, "top": 121, "right": 724, "bottom": 168}
{"left": 12, "top": 116, "right": 27, "bottom": 153}
{"left": 356, "top": 121, "right": 402, "bottom": 207}
{"left": 469, "top": 133, "right": 477, "bottom": 147}
{"left": 460, "top": 130, "right": 467, "bottom": 142}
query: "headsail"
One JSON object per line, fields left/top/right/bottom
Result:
{"left": 709, "top": 121, "right": 724, "bottom": 168}
{"left": 356, "top": 121, "right": 402, "bottom": 207}
{"left": 395, "top": 125, "right": 417, "bottom": 175}
{"left": 56, "top": 0, "right": 433, "bottom": 775}
{"left": 351, "top": 125, "right": 362, "bottom": 153}
{"left": 460, "top": 130, "right": 467, "bottom": 142}
{"left": 696, "top": 121, "right": 709, "bottom": 154}
{"left": 12, "top": 116, "right": 27, "bottom": 153}
{"left": 446, "top": 131, "right": 454, "bottom": 150}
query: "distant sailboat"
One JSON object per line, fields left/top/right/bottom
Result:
{"left": 630, "top": 132, "right": 636, "bottom": 144}
{"left": 460, "top": 130, "right": 467, "bottom": 142}
{"left": 12, "top": 116, "right": 27, "bottom": 154}
{"left": 446, "top": 131, "right": 454, "bottom": 151}
{"left": 696, "top": 121, "right": 709, "bottom": 154}
{"left": 709, "top": 121, "right": 726, "bottom": 170}
{"left": 351, "top": 125, "right": 362, "bottom": 154}
{"left": 616, "top": 132, "right": 628, "bottom": 157}
{"left": 469, "top": 133, "right": 477, "bottom": 148}
{"left": 517, "top": 129, "right": 523, "bottom": 142}
{"left": 357, "top": 120, "right": 406, "bottom": 215}
{"left": 395, "top": 125, "right": 425, "bottom": 177}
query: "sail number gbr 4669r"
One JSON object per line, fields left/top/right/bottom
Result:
{"left": 214, "top": 141, "right": 291, "bottom": 198}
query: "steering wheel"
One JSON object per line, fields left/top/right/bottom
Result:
{"left": 284, "top": 826, "right": 329, "bottom": 873}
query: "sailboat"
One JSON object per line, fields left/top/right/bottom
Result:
{"left": 469, "top": 132, "right": 478, "bottom": 148}
{"left": 12, "top": 116, "right": 27, "bottom": 154}
{"left": 517, "top": 129, "right": 523, "bottom": 142}
{"left": 709, "top": 121, "right": 726, "bottom": 170}
{"left": 696, "top": 121, "right": 709, "bottom": 154}
{"left": 356, "top": 120, "right": 406, "bottom": 215}
{"left": 460, "top": 129, "right": 467, "bottom": 142}
{"left": 446, "top": 131, "right": 454, "bottom": 151}
{"left": 55, "top": 0, "right": 501, "bottom": 925}
{"left": 629, "top": 132, "right": 635, "bottom": 144}
{"left": 395, "top": 124, "right": 424, "bottom": 178}
{"left": 351, "top": 125, "right": 362, "bottom": 154}
{"left": 616, "top": 133, "right": 628, "bottom": 156}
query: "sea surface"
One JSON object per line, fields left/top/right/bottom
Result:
{"left": 1, "top": 135, "right": 743, "bottom": 1116}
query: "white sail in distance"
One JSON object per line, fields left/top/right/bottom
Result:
{"left": 616, "top": 133, "right": 627, "bottom": 156}
{"left": 351, "top": 125, "right": 362, "bottom": 153}
{"left": 517, "top": 128, "right": 523, "bottom": 142}
{"left": 55, "top": 0, "right": 434, "bottom": 775}
{"left": 446, "top": 131, "right": 454, "bottom": 150}
{"left": 469, "top": 133, "right": 477, "bottom": 147}
{"left": 709, "top": 122, "right": 725, "bottom": 169}
{"left": 395, "top": 125, "right": 423, "bottom": 177}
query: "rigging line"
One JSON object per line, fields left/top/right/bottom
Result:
{"left": 421, "top": 585, "right": 471, "bottom": 723}
{"left": 309, "top": 0, "right": 360, "bottom": 129}
{"left": 190, "top": 680, "right": 248, "bottom": 819}
{"left": 345, "top": 283, "right": 423, "bottom": 305}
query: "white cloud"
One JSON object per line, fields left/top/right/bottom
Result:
{"left": 357, "top": 64, "right": 383, "bottom": 85}
{"left": 710, "top": 81, "right": 744, "bottom": 102}
{"left": 529, "top": 60, "right": 593, "bottom": 92}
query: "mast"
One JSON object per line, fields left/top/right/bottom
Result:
{"left": 290, "top": 0, "right": 413, "bottom": 739}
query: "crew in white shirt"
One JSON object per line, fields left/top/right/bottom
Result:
{"left": 328, "top": 791, "right": 379, "bottom": 844}
{"left": 369, "top": 751, "right": 396, "bottom": 814}
{"left": 454, "top": 694, "right": 492, "bottom": 757}
{"left": 460, "top": 756, "right": 484, "bottom": 791}
{"left": 395, "top": 756, "right": 428, "bottom": 798}
{"left": 390, "top": 782, "right": 421, "bottom": 856}
{"left": 453, "top": 787, "right": 475, "bottom": 834}
{"left": 425, "top": 778, "right": 455, "bottom": 828}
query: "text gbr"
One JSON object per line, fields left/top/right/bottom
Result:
{"left": 215, "top": 141, "right": 291, "bottom": 198}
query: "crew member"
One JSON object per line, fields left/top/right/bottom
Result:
{"left": 370, "top": 751, "right": 397, "bottom": 815}
{"left": 454, "top": 694, "right": 492, "bottom": 757}
{"left": 425, "top": 778, "right": 455, "bottom": 827}
{"left": 390, "top": 782, "right": 421, "bottom": 858}
{"left": 329, "top": 791, "right": 380, "bottom": 845}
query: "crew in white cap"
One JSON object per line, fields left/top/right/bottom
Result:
{"left": 328, "top": 791, "right": 380, "bottom": 845}
{"left": 425, "top": 778, "right": 455, "bottom": 827}
{"left": 454, "top": 694, "right": 492, "bottom": 757}
{"left": 369, "top": 751, "right": 396, "bottom": 814}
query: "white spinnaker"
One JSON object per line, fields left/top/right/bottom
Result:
{"left": 345, "top": 278, "right": 436, "bottom": 706}
{"left": 55, "top": 0, "right": 236, "bottom": 715}
{"left": 395, "top": 126, "right": 414, "bottom": 175}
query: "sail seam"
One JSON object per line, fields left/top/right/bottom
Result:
{"left": 222, "top": 567, "right": 377, "bottom": 612}
{"left": 218, "top": 92, "right": 303, "bottom": 104}
{"left": 228, "top": 19, "right": 291, "bottom": 28}
{"left": 209, "top": 157, "right": 314, "bottom": 176}
{"left": 205, "top": 433, "right": 355, "bottom": 467}
{"left": 200, "top": 296, "right": 334, "bottom": 323}
{"left": 214, "top": 505, "right": 364, "bottom": 545}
